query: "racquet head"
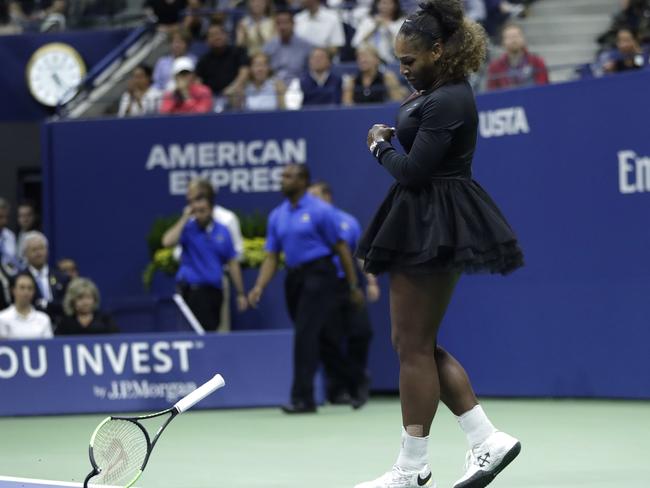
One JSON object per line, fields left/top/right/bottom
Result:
{"left": 84, "top": 417, "right": 150, "bottom": 488}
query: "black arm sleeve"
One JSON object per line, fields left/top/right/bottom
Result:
{"left": 377, "top": 93, "right": 462, "bottom": 187}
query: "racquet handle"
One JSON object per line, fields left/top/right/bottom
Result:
{"left": 174, "top": 374, "right": 225, "bottom": 413}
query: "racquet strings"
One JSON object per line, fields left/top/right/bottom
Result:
{"left": 91, "top": 419, "right": 148, "bottom": 485}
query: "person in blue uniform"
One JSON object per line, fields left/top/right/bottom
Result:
{"left": 354, "top": 1, "right": 524, "bottom": 488}
{"left": 163, "top": 180, "right": 248, "bottom": 332}
{"left": 248, "top": 164, "right": 365, "bottom": 414}
{"left": 308, "top": 181, "right": 379, "bottom": 409}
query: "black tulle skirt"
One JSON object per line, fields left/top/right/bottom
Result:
{"left": 355, "top": 178, "right": 524, "bottom": 275}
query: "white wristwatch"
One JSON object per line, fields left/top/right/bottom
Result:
{"left": 369, "top": 138, "right": 385, "bottom": 155}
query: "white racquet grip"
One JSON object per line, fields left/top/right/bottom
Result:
{"left": 174, "top": 374, "right": 225, "bottom": 413}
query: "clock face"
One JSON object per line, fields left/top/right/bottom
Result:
{"left": 26, "top": 43, "right": 86, "bottom": 107}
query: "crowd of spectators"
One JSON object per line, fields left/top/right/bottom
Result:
{"left": 0, "top": 0, "right": 67, "bottom": 33}
{"left": 4, "top": 0, "right": 650, "bottom": 108}
{"left": 107, "top": 0, "right": 537, "bottom": 116}
{"left": 592, "top": 0, "right": 650, "bottom": 75}
{"left": 0, "top": 197, "right": 118, "bottom": 339}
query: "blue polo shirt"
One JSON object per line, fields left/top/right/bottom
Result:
{"left": 177, "top": 218, "right": 236, "bottom": 288}
{"left": 265, "top": 193, "right": 342, "bottom": 268}
{"left": 332, "top": 208, "right": 362, "bottom": 279}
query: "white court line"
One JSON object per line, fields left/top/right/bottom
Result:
{"left": 0, "top": 475, "right": 132, "bottom": 488}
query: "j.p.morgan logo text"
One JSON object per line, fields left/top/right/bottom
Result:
{"left": 618, "top": 150, "right": 650, "bottom": 194}
{"left": 93, "top": 380, "right": 198, "bottom": 402}
{"left": 0, "top": 340, "right": 201, "bottom": 379}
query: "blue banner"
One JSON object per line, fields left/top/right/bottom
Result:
{"left": 43, "top": 71, "right": 650, "bottom": 400}
{"left": 0, "top": 331, "right": 299, "bottom": 416}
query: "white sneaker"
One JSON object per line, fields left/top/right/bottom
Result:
{"left": 452, "top": 431, "right": 521, "bottom": 488}
{"left": 354, "top": 464, "right": 436, "bottom": 488}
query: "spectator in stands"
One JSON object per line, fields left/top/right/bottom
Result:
{"left": 55, "top": 277, "right": 118, "bottom": 335}
{"left": 301, "top": 47, "right": 342, "bottom": 106}
{"left": 483, "top": 0, "right": 526, "bottom": 37}
{"left": 0, "top": 260, "right": 11, "bottom": 311}
{"left": 0, "top": 272, "right": 53, "bottom": 340}
{"left": 236, "top": 0, "right": 276, "bottom": 55}
{"left": 263, "top": 9, "right": 313, "bottom": 85}
{"left": 6, "top": 1, "right": 38, "bottom": 32}
{"left": 183, "top": 0, "right": 210, "bottom": 42}
{"left": 602, "top": 27, "right": 649, "bottom": 73}
{"left": 118, "top": 65, "right": 162, "bottom": 117}
{"left": 57, "top": 258, "right": 79, "bottom": 280}
{"left": 153, "top": 29, "right": 197, "bottom": 91}
{"left": 22, "top": 231, "right": 68, "bottom": 322}
{"left": 15, "top": 200, "right": 39, "bottom": 262}
{"left": 0, "top": 198, "right": 17, "bottom": 270}
{"left": 598, "top": 0, "right": 650, "bottom": 48}
{"left": 160, "top": 56, "right": 213, "bottom": 114}
{"left": 242, "top": 52, "right": 286, "bottom": 110}
{"left": 196, "top": 22, "right": 250, "bottom": 110}
{"left": 351, "top": 0, "right": 405, "bottom": 64}
{"left": 162, "top": 179, "right": 248, "bottom": 332}
{"left": 40, "top": 0, "right": 65, "bottom": 32}
{"left": 343, "top": 44, "right": 406, "bottom": 105}
{"left": 145, "top": 0, "right": 187, "bottom": 32}
{"left": 463, "top": 0, "right": 486, "bottom": 25}
{"left": 294, "top": 0, "right": 345, "bottom": 55}
{"left": 486, "top": 23, "right": 548, "bottom": 91}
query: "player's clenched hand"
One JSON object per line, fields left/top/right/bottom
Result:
{"left": 367, "top": 124, "right": 395, "bottom": 149}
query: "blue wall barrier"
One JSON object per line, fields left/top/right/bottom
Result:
{"left": 0, "top": 331, "right": 308, "bottom": 416}
{"left": 42, "top": 71, "right": 650, "bottom": 401}
{"left": 0, "top": 28, "right": 133, "bottom": 121}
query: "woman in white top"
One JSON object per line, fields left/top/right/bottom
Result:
{"left": 243, "top": 52, "right": 286, "bottom": 111}
{"left": 351, "top": 0, "right": 406, "bottom": 64}
{"left": 236, "top": 0, "right": 276, "bottom": 55}
{"left": 0, "top": 273, "right": 52, "bottom": 339}
{"left": 118, "top": 65, "right": 162, "bottom": 117}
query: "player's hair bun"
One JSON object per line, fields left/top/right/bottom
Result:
{"left": 417, "top": 0, "right": 463, "bottom": 39}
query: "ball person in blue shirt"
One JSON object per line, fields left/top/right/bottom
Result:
{"left": 308, "top": 181, "right": 380, "bottom": 409}
{"left": 248, "top": 164, "right": 365, "bottom": 414}
{"left": 163, "top": 180, "right": 248, "bottom": 331}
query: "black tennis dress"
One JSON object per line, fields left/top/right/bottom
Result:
{"left": 356, "top": 80, "right": 524, "bottom": 275}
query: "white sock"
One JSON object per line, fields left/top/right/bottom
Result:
{"left": 457, "top": 405, "right": 497, "bottom": 449}
{"left": 395, "top": 427, "right": 429, "bottom": 471}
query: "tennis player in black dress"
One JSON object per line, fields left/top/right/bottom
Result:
{"left": 354, "top": 1, "right": 523, "bottom": 488}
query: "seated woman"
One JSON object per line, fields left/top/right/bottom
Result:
{"left": 243, "top": 52, "right": 286, "bottom": 111}
{"left": 118, "top": 65, "right": 162, "bottom": 117}
{"left": 342, "top": 44, "right": 406, "bottom": 106}
{"left": 236, "top": 0, "right": 276, "bottom": 55}
{"left": 55, "top": 277, "right": 119, "bottom": 335}
{"left": 351, "top": 0, "right": 405, "bottom": 64}
{"left": 0, "top": 272, "right": 53, "bottom": 339}
{"left": 602, "top": 27, "right": 649, "bottom": 73}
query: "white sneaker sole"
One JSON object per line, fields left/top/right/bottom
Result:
{"left": 453, "top": 441, "right": 521, "bottom": 488}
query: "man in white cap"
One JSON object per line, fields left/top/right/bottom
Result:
{"left": 160, "top": 56, "right": 213, "bottom": 114}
